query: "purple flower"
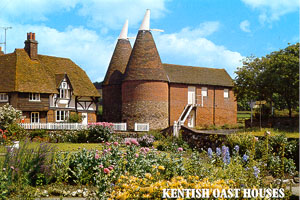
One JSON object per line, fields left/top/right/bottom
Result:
{"left": 221, "top": 146, "right": 230, "bottom": 164}
{"left": 253, "top": 166, "right": 260, "bottom": 178}
{"left": 216, "top": 147, "right": 221, "bottom": 156}
{"left": 207, "top": 148, "right": 213, "bottom": 159}
{"left": 242, "top": 154, "right": 249, "bottom": 162}
{"left": 234, "top": 145, "right": 239, "bottom": 152}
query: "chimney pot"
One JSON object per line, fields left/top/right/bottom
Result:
{"left": 24, "top": 32, "right": 38, "bottom": 59}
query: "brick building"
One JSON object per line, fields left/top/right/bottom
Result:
{"left": 103, "top": 10, "right": 237, "bottom": 130}
{"left": 0, "top": 33, "right": 100, "bottom": 124}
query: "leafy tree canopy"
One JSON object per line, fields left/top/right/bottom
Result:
{"left": 234, "top": 43, "right": 299, "bottom": 117}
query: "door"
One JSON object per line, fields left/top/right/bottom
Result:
{"left": 82, "top": 113, "right": 88, "bottom": 125}
{"left": 187, "top": 110, "right": 195, "bottom": 128}
{"left": 188, "top": 86, "right": 196, "bottom": 105}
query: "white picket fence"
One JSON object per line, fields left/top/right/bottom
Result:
{"left": 19, "top": 122, "right": 128, "bottom": 131}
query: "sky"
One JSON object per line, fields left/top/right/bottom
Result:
{"left": 0, "top": 0, "right": 298, "bottom": 82}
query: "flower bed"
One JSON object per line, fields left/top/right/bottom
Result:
{"left": 0, "top": 129, "right": 297, "bottom": 199}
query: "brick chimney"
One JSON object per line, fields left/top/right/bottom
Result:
{"left": 0, "top": 46, "right": 4, "bottom": 55}
{"left": 24, "top": 32, "right": 38, "bottom": 60}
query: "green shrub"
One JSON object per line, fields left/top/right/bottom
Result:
{"left": 28, "top": 129, "right": 47, "bottom": 140}
{"left": 87, "top": 123, "right": 114, "bottom": 143}
{"left": 68, "top": 113, "right": 83, "bottom": 123}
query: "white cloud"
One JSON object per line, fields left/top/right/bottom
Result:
{"left": 240, "top": 20, "right": 251, "bottom": 32}
{"left": 0, "top": 0, "right": 80, "bottom": 21}
{"left": 78, "top": 0, "right": 168, "bottom": 30}
{"left": 0, "top": 19, "right": 115, "bottom": 82}
{"left": 0, "top": 0, "right": 168, "bottom": 30}
{"left": 154, "top": 23, "right": 244, "bottom": 77}
{"left": 242, "top": 0, "right": 299, "bottom": 24}
{"left": 177, "top": 21, "right": 220, "bottom": 38}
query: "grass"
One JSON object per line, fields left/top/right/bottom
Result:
{"left": 238, "top": 128, "right": 299, "bottom": 139}
{"left": 0, "top": 142, "right": 104, "bottom": 154}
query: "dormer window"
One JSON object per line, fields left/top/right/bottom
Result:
{"left": 0, "top": 93, "right": 8, "bottom": 102}
{"left": 29, "top": 93, "right": 40, "bottom": 101}
{"left": 59, "top": 81, "right": 70, "bottom": 99}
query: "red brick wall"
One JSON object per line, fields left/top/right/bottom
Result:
{"left": 102, "top": 84, "right": 122, "bottom": 122}
{"left": 88, "top": 113, "right": 97, "bottom": 123}
{"left": 169, "top": 84, "right": 237, "bottom": 127}
{"left": 122, "top": 80, "right": 169, "bottom": 130}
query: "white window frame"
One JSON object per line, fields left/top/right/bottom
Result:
{"left": 201, "top": 87, "right": 207, "bottom": 97}
{"left": 29, "top": 93, "right": 40, "bottom": 101}
{"left": 0, "top": 93, "right": 8, "bottom": 102}
{"left": 31, "top": 112, "right": 39, "bottom": 123}
{"left": 224, "top": 89, "right": 229, "bottom": 98}
{"left": 56, "top": 110, "right": 69, "bottom": 122}
{"left": 59, "top": 81, "right": 70, "bottom": 99}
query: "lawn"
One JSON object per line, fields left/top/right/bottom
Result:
{"left": 238, "top": 128, "right": 299, "bottom": 139}
{"left": 0, "top": 142, "right": 104, "bottom": 154}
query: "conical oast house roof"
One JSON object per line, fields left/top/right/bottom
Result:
{"left": 103, "top": 20, "right": 132, "bottom": 85}
{"left": 123, "top": 30, "right": 168, "bottom": 82}
{"left": 123, "top": 9, "right": 168, "bottom": 82}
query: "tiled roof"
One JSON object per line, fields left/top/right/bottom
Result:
{"left": 163, "top": 63, "right": 234, "bottom": 87}
{"left": 123, "top": 30, "right": 168, "bottom": 82}
{"left": 103, "top": 39, "right": 132, "bottom": 85}
{"left": 0, "top": 49, "right": 100, "bottom": 97}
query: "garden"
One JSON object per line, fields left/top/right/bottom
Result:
{"left": 0, "top": 104, "right": 299, "bottom": 199}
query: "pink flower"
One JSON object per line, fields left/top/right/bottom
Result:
{"left": 130, "top": 139, "right": 139, "bottom": 146}
{"left": 113, "top": 142, "right": 119, "bottom": 146}
{"left": 108, "top": 166, "right": 113, "bottom": 170}
{"left": 103, "top": 149, "right": 108, "bottom": 154}
{"left": 177, "top": 147, "right": 183, "bottom": 152}
{"left": 104, "top": 168, "right": 110, "bottom": 174}
{"left": 99, "top": 165, "right": 103, "bottom": 168}
{"left": 135, "top": 153, "right": 139, "bottom": 158}
{"left": 10, "top": 166, "right": 14, "bottom": 170}
{"left": 125, "top": 141, "right": 131, "bottom": 145}
{"left": 95, "top": 153, "right": 100, "bottom": 160}
{"left": 105, "top": 142, "right": 111, "bottom": 146}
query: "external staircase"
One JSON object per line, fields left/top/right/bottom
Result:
{"left": 173, "top": 104, "right": 195, "bottom": 136}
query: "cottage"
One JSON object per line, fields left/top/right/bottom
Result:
{"left": 103, "top": 10, "right": 237, "bottom": 130}
{"left": 0, "top": 33, "right": 100, "bottom": 124}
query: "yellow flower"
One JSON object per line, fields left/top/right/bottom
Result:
{"left": 158, "top": 166, "right": 165, "bottom": 170}
{"left": 152, "top": 165, "right": 157, "bottom": 169}
{"left": 145, "top": 173, "right": 151, "bottom": 179}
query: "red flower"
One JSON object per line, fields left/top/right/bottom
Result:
{"left": 3, "top": 135, "right": 6, "bottom": 140}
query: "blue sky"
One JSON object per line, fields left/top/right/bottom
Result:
{"left": 0, "top": 0, "right": 298, "bottom": 82}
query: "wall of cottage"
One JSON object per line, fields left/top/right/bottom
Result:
{"left": 169, "top": 84, "right": 237, "bottom": 127}
{"left": 16, "top": 93, "right": 49, "bottom": 111}
{"left": 122, "top": 80, "right": 169, "bottom": 130}
{"left": 102, "top": 84, "right": 122, "bottom": 122}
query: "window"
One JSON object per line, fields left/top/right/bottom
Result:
{"left": 56, "top": 110, "right": 69, "bottom": 122}
{"left": 31, "top": 112, "right": 39, "bottom": 123}
{"left": 0, "top": 93, "right": 8, "bottom": 102}
{"left": 59, "top": 81, "right": 70, "bottom": 99}
{"left": 29, "top": 93, "right": 40, "bottom": 101}
{"left": 201, "top": 87, "right": 207, "bottom": 97}
{"left": 224, "top": 89, "right": 229, "bottom": 98}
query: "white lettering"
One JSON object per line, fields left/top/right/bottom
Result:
{"left": 278, "top": 188, "right": 285, "bottom": 198}
{"left": 162, "top": 189, "right": 171, "bottom": 198}
{"left": 243, "top": 189, "right": 251, "bottom": 198}
{"left": 213, "top": 189, "right": 220, "bottom": 198}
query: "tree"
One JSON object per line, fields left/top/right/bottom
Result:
{"left": 234, "top": 43, "right": 299, "bottom": 117}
